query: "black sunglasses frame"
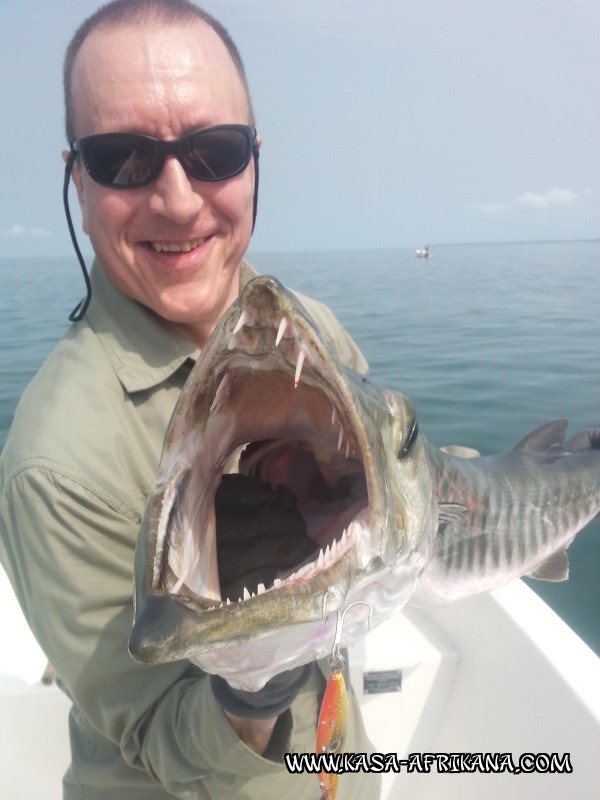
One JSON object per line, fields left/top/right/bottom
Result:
{"left": 63, "top": 124, "right": 260, "bottom": 321}
{"left": 70, "top": 124, "right": 257, "bottom": 189}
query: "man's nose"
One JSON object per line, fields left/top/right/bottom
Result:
{"left": 147, "top": 156, "right": 205, "bottom": 222}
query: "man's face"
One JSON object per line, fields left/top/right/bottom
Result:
{"left": 69, "top": 21, "right": 258, "bottom": 344}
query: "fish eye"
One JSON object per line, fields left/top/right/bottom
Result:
{"left": 326, "top": 736, "right": 343, "bottom": 752}
{"left": 400, "top": 419, "right": 419, "bottom": 457}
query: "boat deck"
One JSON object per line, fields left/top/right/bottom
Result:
{"left": 2, "top": 568, "right": 599, "bottom": 799}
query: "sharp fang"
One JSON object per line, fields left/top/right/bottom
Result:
{"left": 337, "top": 427, "right": 344, "bottom": 451}
{"left": 318, "top": 549, "right": 325, "bottom": 569}
{"left": 243, "top": 587, "right": 251, "bottom": 601}
{"left": 273, "top": 578, "right": 282, "bottom": 589}
{"left": 257, "top": 583, "right": 266, "bottom": 595}
{"left": 210, "top": 371, "right": 231, "bottom": 414}
{"left": 331, "top": 406, "right": 337, "bottom": 426}
{"left": 233, "top": 309, "right": 249, "bottom": 335}
{"left": 294, "top": 349, "right": 306, "bottom": 388}
{"left": 276, "top": 317, "right": 288, "bottom": 347}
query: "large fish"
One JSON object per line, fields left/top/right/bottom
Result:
{"left": 129, "top": 276, "right": 599, "bottom": 690}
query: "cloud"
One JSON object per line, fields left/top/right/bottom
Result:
{"left": 2, "top": 223, "right": 52, "bottom": 237}
{"left": 516, "top": 188, "right": 578, "bottom": 209}
{"left": 480, "top": 187, "right": 580, "bottom": 214}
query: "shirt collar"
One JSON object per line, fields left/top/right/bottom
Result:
{"left": 85, "top": 259, "right": 258, "bottom": 394}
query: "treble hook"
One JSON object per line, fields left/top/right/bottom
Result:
{"left": 317, "top": 600, "right": 373, "bottom": 799}
{"left": 329, "top": 601, "right": 373, "bottom": 671}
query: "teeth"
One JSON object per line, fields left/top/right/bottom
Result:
{"left": 230, "top": 529, "right": 352, "bottom": 603}
{"left": 228, "top": 310, "right": 249, "bottom": 349}
{"left": 331, "top": 406, "right": 337, "bottom": 426}
{"left": 346, "top": 440, "right": 351, "bottom": 459}
{"left": 210, "top": 371, "right": 232, "bottom": 414}
{"left": 337, "top": 427, "right": 344, "bottom": 451}
{"left": 150, "top": 238, "right": 205, "bottom": 253}
{"left": 294, "top": 349, "right": 306, "bottom": 388}
{"left": 275, "top": 317, "right": 288, "bottom": 347}
{"left": 233, "top": 309, "right": 249, "bottom": 335}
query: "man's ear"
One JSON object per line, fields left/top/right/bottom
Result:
{"left": 62, "top": 150, "right": 89, "bottom": 234}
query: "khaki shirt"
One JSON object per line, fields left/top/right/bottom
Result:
{"left": 0, "top": 261, "right": 378, "bottom": 799}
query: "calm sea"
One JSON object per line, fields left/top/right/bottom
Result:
{"left": 1, "top": 241, "right": 598, "bottom": 654}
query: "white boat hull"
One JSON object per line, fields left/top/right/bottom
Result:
{"left": 2, "top": 566, "right": 599, "bottom": 798}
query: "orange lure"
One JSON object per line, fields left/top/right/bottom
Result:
{"left": 316, "top": 665, "right": 349, "bottom": 800}
{"left": 316, "top": 603, "right": 371, "bottom": 800}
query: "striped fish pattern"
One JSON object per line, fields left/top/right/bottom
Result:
{"left": 415, "top": 421, "right": 600, "bottom": 604}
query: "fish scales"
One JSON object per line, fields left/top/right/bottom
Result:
{"left": 420, "top": 438, "right": 599, "bottom": 602}
{"left": 128, "top": 276, "right": 599, "bottom": 689}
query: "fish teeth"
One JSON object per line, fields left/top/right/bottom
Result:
{"left": 331, "top": 405, "right": 337, "bottom": 426}
{"left": 210, "top": 371, "right": 232, "bottom": 414}
{"left": 231, "top": 532, "right": 353, "bottom": 601}
{"left": 337, "top": 427, "right": 344, "bottom": 451}
{"left": 275, "top": 317, "right": 288, "bottom": 347}
{"left": 233, "top": 309, "right": 249, "bottom": 335}
{"left": 294, "top": 349, "right": 306, "bottom": 388}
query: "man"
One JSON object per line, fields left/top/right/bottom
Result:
{"left": 0, "top": 1, "right": 378, "bottom": 797}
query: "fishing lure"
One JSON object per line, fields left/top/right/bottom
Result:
{"left": 316, "top": 602, "right": 371, "bottom": 800}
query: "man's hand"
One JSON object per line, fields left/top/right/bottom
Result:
{"left": 210, "top": 665, "right": 314, "bottom": 755}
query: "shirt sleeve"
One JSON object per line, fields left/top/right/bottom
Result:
{"left": 0, "top": 462, "right": 290, "bottom": 796}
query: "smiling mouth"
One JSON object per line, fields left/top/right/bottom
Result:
{"left": 149, "top": 238, "right": 207, "bottom": 253}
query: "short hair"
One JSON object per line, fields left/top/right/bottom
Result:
{"left": 63, "top": 0, "right": 255, "bottom": 142}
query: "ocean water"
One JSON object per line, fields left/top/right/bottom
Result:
{"left": 1, "top": 241, "right": 599, "bottom": 654}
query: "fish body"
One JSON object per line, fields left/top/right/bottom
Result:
{"left": 415, "top": 421, "right": 600, "bottom": 604}
{"left": 129, "top": 276, "right": 599, "bottom": 690}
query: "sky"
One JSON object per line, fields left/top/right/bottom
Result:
{"left": 0, "top": 0, "right": 598, "bottom": 258}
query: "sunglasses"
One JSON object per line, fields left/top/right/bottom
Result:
{"left": 70, "top": 124, "right": 257, "bottom": 188}
{"left": 63, "top": 123, "right": 260, "bottom": 322}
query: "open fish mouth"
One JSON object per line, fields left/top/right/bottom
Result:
{"left": 130, "top": 277, "right": 406, "bottom": 671}
{"left": 130, "top": 275, "right": 598, "bottom": 691}
{"left": 161, "top": 325, "right": 370, "bottom": 605}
